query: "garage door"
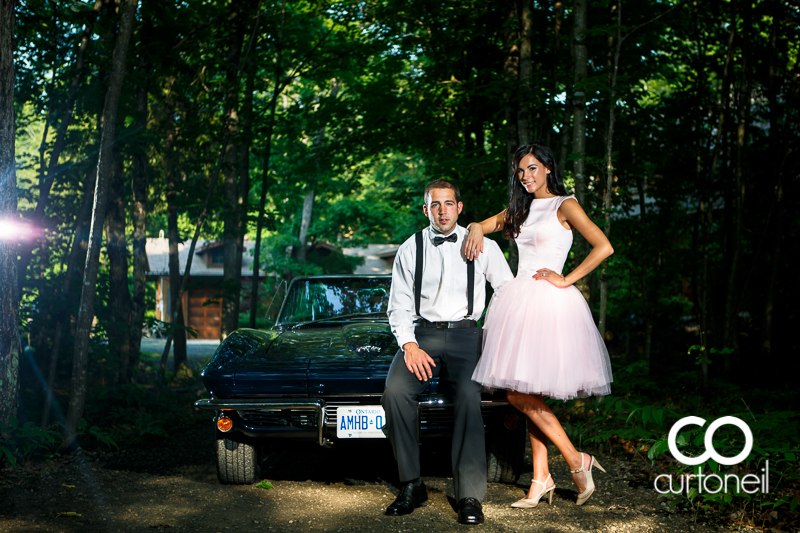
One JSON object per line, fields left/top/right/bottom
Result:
{"left": 188, "top": 289, "right": 222, "bottom": 339}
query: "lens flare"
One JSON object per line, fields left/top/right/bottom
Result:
{"left": 0, "top": 218, "right": 40, "bottom": 241}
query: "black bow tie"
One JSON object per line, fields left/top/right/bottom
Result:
{"left": 433, "top": 233, "right": 458, "bottom": 246}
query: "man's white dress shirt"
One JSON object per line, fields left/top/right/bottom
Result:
{"left": 387, "top": 224, "right": 513, "bottom": 348}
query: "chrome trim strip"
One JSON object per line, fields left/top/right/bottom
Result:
{"left": 195, "top": 398, "right": 327, "bottom": 446}
{"left": 415, "top": 400, "right": 510, "bottom": 440}
{"left": 194, "top": 398, "right": 509, "bottom": 445}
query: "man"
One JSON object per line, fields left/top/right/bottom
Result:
{"left": 381, "top": 179, "right": 513, "bottom": 525}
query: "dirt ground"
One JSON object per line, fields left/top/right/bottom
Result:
{"left": 0, "top": 423, "right": 754, "bottom": 533}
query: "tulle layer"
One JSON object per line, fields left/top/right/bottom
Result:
{"left": 472, "top": 277, "right": 613, "bottom": 400}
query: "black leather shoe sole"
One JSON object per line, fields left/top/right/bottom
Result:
{"left": 385, "top": 501, "right": 427, "bottom": 516}
{"left": 458, "top": 513, "right": 485, "bottom": 525}
{"left": 457, "top": 498, "right": 485, "bottom": 525}
{"left": 385, "top": 482, "right": 428, "bottom": 516}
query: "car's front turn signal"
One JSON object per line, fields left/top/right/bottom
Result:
{"left": 217, "top": 414, "right": 233, "bottom": 432}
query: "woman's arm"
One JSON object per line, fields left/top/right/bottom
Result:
{"left": 464, "top": 210, "right": 506, "bottom": 260}
{"left": 536, "top": 199, "right": 614, "bottom": 287}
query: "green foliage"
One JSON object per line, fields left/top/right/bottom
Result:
{"left": 75, "top": 418, "right": 119, "bottom": 451}
{"left": 559, "top": 360, "right": 800, "bottom": 527}
{"left": 0, "top": 417, "right": 117, "bottom": 467}
{"left": 0, "top": 418, "right": 61, "bottom": 466}
{"left": 255, "top": 480, "right": 274, "bottom": 490}
{"left": 86, "top": 376, "right": 207, "bottom": 447}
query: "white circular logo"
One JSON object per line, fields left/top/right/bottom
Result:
{"left": 667, "top": 416, "right": 753, "bottom": 466}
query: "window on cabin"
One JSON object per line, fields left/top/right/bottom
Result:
{"left": 209, "top": 247, "right": 225, "bottom": 266}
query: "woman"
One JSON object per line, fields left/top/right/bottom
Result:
{"left": 465, "top": 143, "right": 614, "bottom": 508}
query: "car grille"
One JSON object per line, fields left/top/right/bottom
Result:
{"left": 418, "top": 405, "right": 496, "bottom": 429}
{"left": 237, "top": 404, "right": 497, "bottom": 431}
{"left": 238, "top": 409, "right": 319, "bottom": 429}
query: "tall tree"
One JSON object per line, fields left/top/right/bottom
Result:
{"left": 0, "top": 0, "right": 21, "bottom": 427}
{"left": 220, "top": 3, "right": 249, "bottom": 339}
{"left": 250, "top": 0, "right": 287, "bottom": 329}
{"left": 16, "top": 0, "right": 103, "bottom": 290}
{"left": 129, "top": 2, "right": 153, "bottom": 361}
{"left": 571, "top": 0, "right": 589, "bottom": 210}
{"left": 66, "top": 0, "right": 138, "bottom": 437}
{"left": 503, "top": 0, "right": 520, "bottom": 168}
{"left": 164, "top": 110, "right": 188, "bottom": 373}
{"left": 104, "top": 143, "right": 133, "bottom": 384}
{"left": 517, "top": 0, "right": 534, "bottom": 145}
{"left": 297, "top": 79, "right": 341, "bottom": 263}
{"left": 41, "top": 167, "right": 96, "bottom": 427}
{"left": 722, "top": 0, "right": 752, "bottom": 375}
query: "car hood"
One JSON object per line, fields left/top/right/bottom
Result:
{"left": 201, "top": 321, "right": 398, "bottom": 398}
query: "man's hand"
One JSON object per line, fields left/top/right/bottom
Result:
{"left": 403, "top": 342, "right": 436, "bottom": 381}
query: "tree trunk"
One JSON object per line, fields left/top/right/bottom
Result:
{"left": 570, "top": 0, "right": 590, "bottom": 300}
{"left": 130, "top": 0, "right": 153, "bottom": 367}
{"left": 163, "top": 109, "right": 188, "bottom": 374}
{"left": 16, "top": 0, "right": 103, "bottom": 290}
{"left": 629, "top": 106, "right": 651, "bottom": 371}
{"left": 760, "top": 21, "right": 799, "bottom": 358}
{"left": 159, "top": 138, "right": 232, "bottom": 372}
{"left": 104, "top": 144, "right": 133, "bottom": 384}
{"left": 503, "top": 0, "right": 520, "bottom": 168}
{"left": 517, "top": 0, "right": 533, "bottom": 145}
{"left": 0, "top": 0, "right": 21, "bottom": 428}
{"left": 41, "top": 167, "right": 96, "bottom": 427}
{"left": 297, "top": 80, "right": 340, "bottom": 264}
{"left": 65, "top": 0, "right": 138, "bottom": 439}
{"left": 250, "top": 0, "right": 286, "bottom": 329}
{"left": 700, "top": 26, "right": 736, "bottom": 360}
{"left": 571, "top": 0, "right": 589, "bottom": 209}
{"left": 296, "top": 189, "right": 315, "bottom": 263}
{"left": 722, "top": 2, "right": 752, "bottom": 375}
{"left": 502, "top": 1, "right": 521, "bottom": 274}
{"left": 597, "top": 0, "right": 622, "bottom": 339}
{"left": 238, "top": 60, "right": 254, "bottom": 316}
{"left": 553, "top": 0, "right": 570, "bottom": 171}
{"left": 220, "top": 5, "right": 247, "bottom": 339}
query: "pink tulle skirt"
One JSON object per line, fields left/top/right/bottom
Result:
{"left": 472, "top": 276, "right": 613, "bottom": 400}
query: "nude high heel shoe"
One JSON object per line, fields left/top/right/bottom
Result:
{"left": 572, "top": 454, "right": 606, "bottom": 506}
{"left": 511, "top": 474, "right": 555, "bottom": 508}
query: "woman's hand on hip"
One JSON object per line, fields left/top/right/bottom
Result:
{"left": 534, "top": 268, "right": 570, "bottom": 288}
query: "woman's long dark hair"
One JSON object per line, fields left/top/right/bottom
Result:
{"left": 502, "top": 143, "right": 567, "bottom": 239}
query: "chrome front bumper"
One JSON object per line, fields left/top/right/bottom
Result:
{"left": 195, "top": 397, "right": 510, "bottom": 447}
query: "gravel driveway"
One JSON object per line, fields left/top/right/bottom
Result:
{"left": 0, "top": 423, "right": 747, "bottom": 533}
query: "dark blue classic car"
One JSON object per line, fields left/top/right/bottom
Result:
{"left": 196, "top": 275, "right": 524, "bottom": 485}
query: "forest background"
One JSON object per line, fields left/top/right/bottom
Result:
{"left": 0, "top": 0, "right": 798, "bottom": 528}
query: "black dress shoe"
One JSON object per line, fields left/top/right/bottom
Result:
{"left": 385, "top": 481, "right": 428, "bottom": 516}
{"left": 457, "top": 497, "right": 484, "bottom": 525}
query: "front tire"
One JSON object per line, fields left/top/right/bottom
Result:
{"left": 486, "top": 409, "right": 526, "bottom": 484}
{"left": 216, "top": 432, "right": 260, "bottom": 484}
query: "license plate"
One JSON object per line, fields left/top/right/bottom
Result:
{"left": 336, "top": 406, "right": 386, "bottom": 439}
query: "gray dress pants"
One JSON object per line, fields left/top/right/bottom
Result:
{"left": 381, "top": 326, "right": 486, "bottom": 502}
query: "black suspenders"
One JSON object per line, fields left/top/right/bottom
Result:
{"left": 414, "top": 231, "right": 424, "bottom": 316}
{"left": 414, "top": 230, "right": 475, "bottom": 318}
{"left": 467, "top": 251, "right": 474, "bottom": 317}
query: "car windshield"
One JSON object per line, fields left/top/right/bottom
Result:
{"left": 277, "top": 277, "right": 391, "bottom": 325}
